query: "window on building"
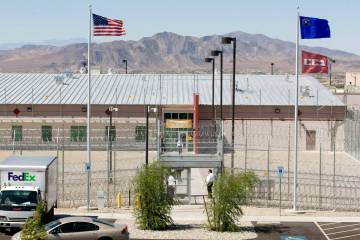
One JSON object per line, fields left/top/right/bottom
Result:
{"left": 179, "top": 113, "right": 187, "bottom": 119}
{"left": 171, "top": 113, "right": 179, "bottom": 119}
{"left": 41, "top": 126, "right": 52, "bottom": 142}
{"left": 71, "top": 126, "right": 87, "bottom": 142}
{"left": 11, "top": 126, "right": 22, "bottom": 142}
{"left": 105, "top": 126, "right": 116, "bottom": 142}
{"left": 164, "top": 113, "right": 171, "bottom": 119}
{"left": 135, "top": 126, "right": 146, "bottom": 142}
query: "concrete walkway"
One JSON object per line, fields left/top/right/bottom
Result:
{"left": 191, "top": 168, "right": 207, "bottom": 196}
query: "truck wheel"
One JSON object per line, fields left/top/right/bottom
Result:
{"left": 98, "top": 237, "right": 112, "bottom": 240}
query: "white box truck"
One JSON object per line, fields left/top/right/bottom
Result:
{"left": 0, "top": 156, "right": 57, "bottom": 228}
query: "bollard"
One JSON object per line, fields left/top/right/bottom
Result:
{"left": 135, "top": 193, "right": 141, "bottom": 210}
{"left": 117, "top": 192, "right": 121, "bottom": 208}
{"left": 128, "top": 189, "right": 131, "bottom": 206}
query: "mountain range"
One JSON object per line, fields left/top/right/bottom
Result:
{"left": 0, "top": 31, "right": 359, "bottom": 75}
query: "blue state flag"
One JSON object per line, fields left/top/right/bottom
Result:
{"left": 300, "top": 16, "right": 331, "bottom": 39}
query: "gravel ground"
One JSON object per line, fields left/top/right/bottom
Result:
{"left": 128, "top": 220, "right": 257, "bottom": 240}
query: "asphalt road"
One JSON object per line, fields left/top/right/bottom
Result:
{"left": 0, "top": 229, "right": 16, "bottom": 240}
{"left": 254, "top": 222, "right": 328, "bottom": 240}
{"left": 316, "top": 222, "right": 360, "bottom": 240}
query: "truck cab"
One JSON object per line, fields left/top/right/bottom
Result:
{"left": 0, "top": 186, "right": 40, "bottom": 228}
{"left": 0, "top": 156, "right": 57, "bottom": 229}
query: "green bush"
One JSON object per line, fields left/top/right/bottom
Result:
{"left": 21, "top": 200, "right": 47, "bottom": 240}
{"left": 205, "top": 171, "right": 259, "bottom": 232}
{"left": 133, "top": 162, "right": 174, "bottom": 230}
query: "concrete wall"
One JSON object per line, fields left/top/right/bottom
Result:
{"left": 0, "top": 104, "right": 345, "bottom": 121}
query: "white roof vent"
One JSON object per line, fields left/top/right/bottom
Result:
{"left": 300, "top": 85, "right": 314, "bottom": 97}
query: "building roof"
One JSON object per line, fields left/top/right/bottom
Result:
{"left": 0, "top": 73, "right": 344, "bottom": 106}
{"left": 0, "top": 156, "right": 56, "bottom": 170}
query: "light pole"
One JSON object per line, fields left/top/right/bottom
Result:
{"left": 122, "top": 59, "right": 128, "bottom": 74}
{"left": 55, "top": 75, "right": 70, "bottom": 204}
{"left": 211, "top": 50, "right": 223, "bottom": 120}
{"left": 145, "top": 106, "right": 157, "bottom": 165}
{"left": 271, "top": 62, "right": 274, "bottom": 75}
{"left": 222, "top": 36, "right": 237, "bottom": 174}
{"left": 106, "top": 106, "right": 118, "bottom": 181}
{"left": 205, "top": 57, "right": 215, "bottom": 122}
{"left": 329, "top": 58, "right": 335, "bottom": 86}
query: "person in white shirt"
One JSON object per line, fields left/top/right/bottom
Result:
{"left": 167, "top": 174, "right": 176, "bottom": 198}
{"left": 206, "top": 169, "right": 215, "bottom": 198}
{"left": 177, "top": 139, "right": 182, "bottom": 154}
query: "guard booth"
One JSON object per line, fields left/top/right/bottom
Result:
{"left": 160, "top": 120, "right": 223, "bottom": 203}
{"left": 163, "top": 111, "right": 194, "bottom": 152}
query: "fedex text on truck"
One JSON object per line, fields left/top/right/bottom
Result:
{"left": 8, "top": 172, "right": 36, "bottom": 182}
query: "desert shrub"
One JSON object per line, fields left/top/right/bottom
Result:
{"left": 133, "top": 162, "right": 174, "bottom": 230}
{"left": 206, "top": 170, "right": 259, "bottom": 232}
{"left": 21, "top": 200, "right": 47, "bottom": 240}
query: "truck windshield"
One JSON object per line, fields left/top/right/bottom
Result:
{"left": 0, "top": 190, "right": 38, "bottom": 206}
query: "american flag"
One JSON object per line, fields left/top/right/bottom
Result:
{"left": 93, "top": 14, "right": 126, "bottom": 36}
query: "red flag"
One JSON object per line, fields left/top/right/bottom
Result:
{"left": 302, "top": 51, "right": 329, "bottom": 74}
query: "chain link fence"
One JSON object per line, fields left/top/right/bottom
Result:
{"left": 1, "top": 115, "right": 360, "bottom": 210}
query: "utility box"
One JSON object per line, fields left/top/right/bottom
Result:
{"left": 96, "top": 191, "right": 106, "bottom": 209}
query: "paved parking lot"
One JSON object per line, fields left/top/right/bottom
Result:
{"left": 316, "top": 222, "right": 360, "bottom": 240}
{"left": 254, "top": 222, "right": 327, "bottom": 240}
{"left": 0, "top": 230, "right": 14, "bottom": 240}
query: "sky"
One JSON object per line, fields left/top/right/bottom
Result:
{"left": 1, "top": 0, "right": 360, "bottom": 54}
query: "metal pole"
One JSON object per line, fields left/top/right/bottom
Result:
{"left": 220, "top": 51, "right": 223, "bottom": 120}
{"left": 287, "top": 124, "right": 291, "bottom": 198}
{"left": 267, "top": 139, "right": 270, "bottom": 204}
{"left": 62, "top": 119, "right": 65, "bottom": 202}
{"left": 157, "top": 117, "right": 161, "bottom": 160}
{"left": 319, "top": 144, "right": 322, "bottom": 209}
{"left": 231, "top": 39, "right": 236, "bottom": 174}
{"left": 125, "top": 60, "right": 128, "bottom": 74}
{"left": 56, "top": 128, "right": 60, "bottom": 204}
{"left": 145, "top": 105, "right": 149, "bottom": 165}
{"left": 329, "top": 62, "right": 332, "bottom": 86}
{"left": 221, "top": 120, "right": 224, "bottom": 172}
{"left": 271, "top": 63, "right": 274, "bottom": 75}
{"left": 279, "top": 175, "right": 282, "bottom": 216}
{"left": 113, "top": 151, "right": 116, "bottom": 200}
{"left": 293, "top": 9, "right": 300, "bottom": 211}
{"left": 107, "top": 124, "right": 110, "bottom": 207}
{"left": 109, "top": 111, "right": 113, "bottom": 182}
{"left": 86, "top": 4, "right": 92, "bottom": 210}
{"left": 333, "top": 124, "right": 336, "bottom": 210}
{"left": 245, "top": 123, "right": 248, "bottom": 171}
{"left": 31, "top": 88, "right": 34, "bottom": 117}
{"left": 212, "top": 58, "right": 215, "bottom": 122}
{"left": 12, "top": 129, "right": 15, "bottom": 155}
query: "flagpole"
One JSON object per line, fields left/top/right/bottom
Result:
{"left": 293, "top": 8, "right": 300, "bottom": 211}
{"left": 87, "top": 4, "right": 92, "bottom": 211}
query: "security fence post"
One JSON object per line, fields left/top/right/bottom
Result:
{"left": 113, "top": 151, "right": 116, "bottom": 199}
{"left": 266, "top": 139, "right": 270, "bottom": 207}
{"left": 56, "top": 128, "right": 60, "bottom": 202}
{"left": 333, "top": 131, "right": 336, "bottom": 210}
{"left": 319, "top": 144, "right": 322, "bottom": 210}
{"left": 107, "top": 126, "right": 110, "bottom": 207}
